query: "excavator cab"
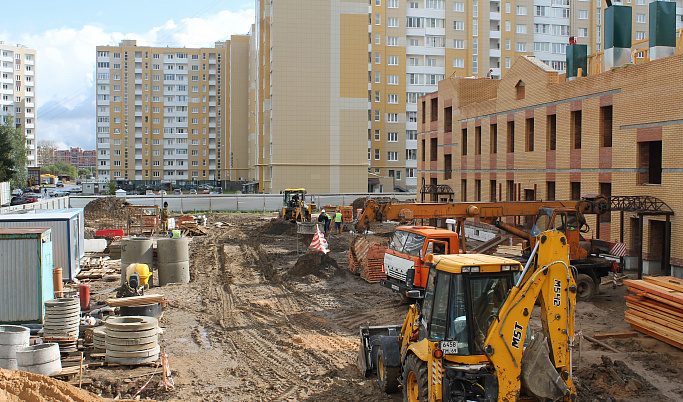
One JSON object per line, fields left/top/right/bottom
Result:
{"left": 531, "top": 208, "right": 589, "bottom": 260}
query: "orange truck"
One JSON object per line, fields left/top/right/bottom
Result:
{"left": 356, "top": 195, "right": 614, "bottom": 301}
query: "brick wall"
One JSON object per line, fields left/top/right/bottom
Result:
{"left": 419, "top": 55, "right": 683, "bottom": 268}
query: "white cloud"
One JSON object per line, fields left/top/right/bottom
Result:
{"left": 5, "top": 8, "right": 254, "bottom": 150}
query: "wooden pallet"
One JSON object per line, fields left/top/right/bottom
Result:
{"left": 624, "top": 277, "right": 683, "bottom": 350}
{"left": 105, "top": 294, "right": 165, "bottom": 307}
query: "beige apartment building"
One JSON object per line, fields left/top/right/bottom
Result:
{"left": 0, "top": 42, "right": 37, "bottom": 167}
{"left": 95, "top": 40, "right": 238, "bottom": 188}
{"left": 97, "top": 1, "right": 683, "bottom": 193}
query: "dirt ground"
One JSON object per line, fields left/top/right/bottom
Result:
{"left": 76, "top": 212, "right": 683, "bottom": 401}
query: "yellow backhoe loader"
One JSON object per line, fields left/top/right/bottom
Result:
{"left": 280, "top": 188, "right": 312, "bottom": 222}
{"left": 359, "top": 230, "right": 577, "bottom": 401}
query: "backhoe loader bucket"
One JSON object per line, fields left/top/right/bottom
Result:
{"left": 521, "top": 333, "right": 570, "bottom": 401}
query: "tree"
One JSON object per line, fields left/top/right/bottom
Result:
{"left": 0, "top": 119, "right": 14, "bottom": 182}
{"left": 0, "top": 116, "right": 27, "bottom": 189}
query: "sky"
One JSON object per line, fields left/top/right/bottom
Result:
{"left": 0, "top": 0, "right": 255, "bottom": 150}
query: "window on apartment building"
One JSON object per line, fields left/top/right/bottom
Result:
{"left": 453, "top": 58, "right": 464, "bottom": 68}
{"left": 461, "top": 180, "right": 468, "bottom": 201}
{"left": 388, "top": 56, "right": 399, "bottom": 65}
{"left": 571, "top": 182, "right": 581, "bottom": 200}
{"left": 472, "top": 38, "right": 478, "bottom": 55}
{"left": 505, "top": 57, "right": 511, "bottom": 69}
{"left": 422, "top": 101, "right": 426, "bottom": 123}
{"left": 407, "top": 130, "right": 418, "bottom": 140}
{"left": 444, "top": 154, "right": 452, "bottom": 180}
{"left": 388, "top": 17, "right": 399, "bottom": 27}
{"left": 490, "top": 180, "right": 498, "bottom": 201}
{"left": 375, "top": 90, "right": 381, "bottom": 102}
{"left": 454, "top": 21, "right": 465, "bottom": 31}
{"left": 388, "top": 113, "right": 399, "bottom": 122}
{"left": 515, "top": 81, "right": 525, "bottom": 100}
{"left": 454, "top": 2, "right": 464, "bottom": 12}
{"left": 431, "top": 138, "right": 438, "bottom": 161}
{"left": 375, "top": 13, "right": 381, "bottom": 25}
{"left": 535, "top": 42, "right": 550, "bottom": 52}
{"left": 552, "top": 8, "right": 570, "bottom": 18}
{"left": 374, "top": 129, "right": 381, "bottom": 141}
{"left": 445, "top": 107, "right": 452, "bottom": 133}
{"left": 472, "top": 57, "right": 478, "bottom": 74}
{"left": 408, "top": 111, "right": 418, "bottom": 122}
{"left": 388, "top": 93, "right": 398, "bottom": 104}
{"left": 407, "top": 17, "right": 424, "bottom": 27}
{"left": 388, "top": 0, "right": 398, "bottom": 7}
{"left": 578, "top": 9, "right": 588, "bottom": 19}
{"left": 571, "top": 110, "right": 582, "bottom": 149}
{"left": 375, "top": 110, "right": 381, "bottom": 121}
{"left": 374, "top": 149, "right": 381, "bottom": 160}
{"left": 375, "top": 33, "right": 381, "bottom": 45}
{"left": 431, "top": 98, "right": 438, "bottom": 121}
{"left": 545, "top": 181, "right": 556, "bottom": 201}
{"left": 516, "top": 24, "right": 527, "bottom": 34}
{"left": 505, "top": 180, "right": 514, "bottom": 201}
{"left": 453, "top": 40, "right": 465, "bottom": 49}
{"left": 388, "top": 151, "right": 398, "bottom": 161}
{"left": 490, "top": 124, "right": 498, "bottom": 154}
{"left": 636, "top": 31, "right": 646, "bottom": 41}
{"left": 406, "top": 149, "right": 417, "bottom": 160}
{"left": 546, "top": 114, "right": 557, "bottom": 150}
{"left": 525, "top": 118, "right": 534, "bottom": 152}
{"left": 535, "top": 6, "right": 549, "bottom": 16}
{"left": 472, "top": 20, "right": 478, "bottom": 36}
{"left": 387, "top": 36, "right": 398, "bottom": 46}
{"left": 475, "top": 126, "right": 482, "bottom": 154}
{"left": 375, "top": 71, "right": 381, "bottom": 83}
{"left": 407, "top": 168, "right": 416, "bottom": 178}
{"left": 421, "top": 139, "right": 426, "bottom": 161}
{"left": 409, "top": 38, "right": 420, "bottom": 46}
{"left": 578, "top": 28, "right": 588, "bottom": 37}
{"left": 387, "top": 132, "right": 398, "bottom": 143}
{"left": 461, "top": 128, "right": 468, "bottom": 155}
{"left": 516, "top": 42, "right": 527, "bottom": 52}
{"left": 505, "top": 21, "right": 511, "bottom": 31}
{"left": 507, "top": 121, "right": 515, "bottom": 152}
{"left": 600, "top": 106, "right": 613, "bottom": 147}
{"left": 375, "top": 52, "right": 381, "bottom": 64}
{"left": 638, "top": 141, "right": 662, "bottom": 184}
{"left": 388, "top": 75, "right": 399, "bottom": 85}
{"left": 636, "top": 13, "right": 646, "bottom": 23}
{"left": 505, "top": 39, "right": 511, "bottom": 50}
{"left": 516, "top": 5, "right": 526, "bottom": 15}
{"left": 474, "top": 180, "right": 481, "bottom": 201}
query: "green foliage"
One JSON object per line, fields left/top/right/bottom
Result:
{"left": 0, "top": 118, "right": 15, "bottom": 184}
{"left": 0, "top": 116, "right": 28, "bottom": 189}
{"left": 41, "top": 161, "right": 77, "bottom": 179}
{"left": 108, "top": 181, "right": 116, "bottom": 195}
{"left": 78, "top": 168, "right": 91, "bottom": 176}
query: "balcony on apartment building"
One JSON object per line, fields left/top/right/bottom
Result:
{"left": 489, "top": 21, "right": 501, "bottom": 39}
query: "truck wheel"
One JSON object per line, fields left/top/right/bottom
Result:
{"left": 377, "top": 347, "right": 400, "bottom": 394}
{"left": 576, "top": 273, "right": 596, "bottom": 302}
{"left": 403, "top": 354, "right": 428, "bottom": 402}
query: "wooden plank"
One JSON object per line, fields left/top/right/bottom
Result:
{"left": 624, "top": 280, "right": 683, "bottom": 305}
{"left": 592, "top": 332, "right": 639, "bottom": 340}
{"left": 625, "top": 295, "right": 683, "bottom": 320}
{"left": 625, "top": 311, "right": 683, "bottom": 343}
{"left": 625, "top": 303, "right": 683, "bottom": 331}
{"left": 105, "top": 294, "right": 165, "bottom": 307}
{"left": 644, "top": 276, "right": 683, "bottom": 292}
{"left": 628, "top": 289, "right": 683, "bottom": 311}
{"left": 627, "top": 319, "right": 683, "bottom": 350}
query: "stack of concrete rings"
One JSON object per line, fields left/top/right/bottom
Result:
{"left": 44, "top": 298, "right": 80, "bottom": 339}
{"left": 93, "top": 327, "right": 106, "bottom": 352}
{"left": 105, "top": 316, "right": 159, "bottom": 364}
{"left": 0, "top": 325, "right": 30, "bottom": 369}
{"left": 16, "top": 343, "right": 62, "bottom": 376}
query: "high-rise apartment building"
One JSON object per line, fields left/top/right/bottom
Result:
{"left": 95, "top": 40, "right": 238, "bottom": 187}
{"left": 247, "top": 0, "right": 369, "bottom": 193}
{"left": 0, "top": 42, "right": 37, "bottom": 167}
{"left": 98, "top": 1, "right": 683, "bottom": 193}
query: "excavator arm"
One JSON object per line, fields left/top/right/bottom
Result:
{"left": 483, "top": 230, "right": 577, "bottom": 402}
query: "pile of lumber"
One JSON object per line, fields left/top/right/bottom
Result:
{"left": 77, "top": 255, "right": 121, "bottom": 280}
{"left": 495, "top": 243, "right": 524, "bottom": 256}
{"left": 359, "top": 243, "right": 387, "bottom": 284}
{"left": 624, "top": 276, "right": 683, "bottom": 349}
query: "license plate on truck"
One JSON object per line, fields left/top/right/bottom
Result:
{"left": 440, "top": 341, "right": 458, "bottom": 354}
{"left": 391, "top": 284, "right": 399, "bottom": 291}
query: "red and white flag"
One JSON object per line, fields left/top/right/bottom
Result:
{"left": 310, "top": 226, "right": 329, "bottom": 253}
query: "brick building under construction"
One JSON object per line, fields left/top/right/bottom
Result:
{"left": 417, "top": 49, "right": 683, "bottom": 277}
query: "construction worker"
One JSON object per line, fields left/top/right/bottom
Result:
{"left": 318, "top": 209, "right": 330, "bottom": 234}
{"left": 333, "top": 208, "right": 343, "bottom": 234}
{"left": 160, "top": 202, "right": 170, "bottom": 233}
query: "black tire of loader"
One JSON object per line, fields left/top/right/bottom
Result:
{"left": 403, "top": 354, "right": 429, "bottom": 402}
{"left": 377, "top": 347, "right": 400, "bottom": 394}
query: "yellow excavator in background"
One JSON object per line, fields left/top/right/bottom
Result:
{"left": 359, "top": 230, "right": 577, "bottom": 401}
{"left": 280, "top": 188, "right": 312, "bottom": 222}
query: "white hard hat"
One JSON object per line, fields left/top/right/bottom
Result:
{"left": 321, "top": 209, "right": 325, "bottom": 213}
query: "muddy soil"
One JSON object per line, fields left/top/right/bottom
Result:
{"left": 79, "top": 213, "right": 683, "bottom": 401}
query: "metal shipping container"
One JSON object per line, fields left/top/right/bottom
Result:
{"left": 0, "top": 228, "right": 53, "bottom": 324}
{"left": 0, "top": 209, "right": 84, "bottom": 280}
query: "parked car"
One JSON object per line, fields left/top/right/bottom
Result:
{"left": 159, "top": 190, "right": 167, "bottom": 196}
{"left": 52, "top": 190, "right": 69, "bottom": 198}
{"left": 146, "top": 190, "right": 154, "bottom": 195}
{"left": 173, "top": 189, "right": 182, "bottom": 195}
{"left": 202, "top": 189, "right": 210, "bottom": 194}
{"left": 11, "top": 189, "right": 22, "bottom": 196}
{"left": 211, "top": 187, "right": 223, "bottom": 194}
{"left": 23, "top": 194, "right": 39, "bottom": 203}
{"left": 10, "top": 196, "right": 27, "bottom": 206}
{"left": 189, "top": 189, "right": 198, "bottom": 195}
{"left": 56, "top": 181, "right": 64, "bottom": 187}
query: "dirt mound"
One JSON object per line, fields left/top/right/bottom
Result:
{"left": 84, "top": 196, "right": 131, "bottom": 221}
{"left": 575, "top": 356, "right": 656, "bottom": 401}
{"left": 286, "top": 250, "right": 339, "bottom": 279}
{"left": 259, "top": 218, "right": 295, "bottom": 235}
{"left": 0, "top": 367, "right": 105, "bottom": 402}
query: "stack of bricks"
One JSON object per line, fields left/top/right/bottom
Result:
{"left": 360, "top": 243, "right": 387, "bottom": 284}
